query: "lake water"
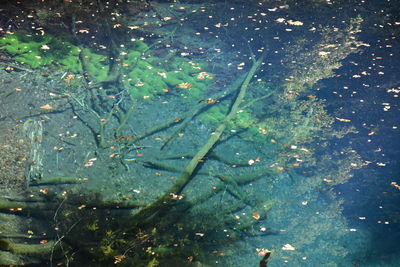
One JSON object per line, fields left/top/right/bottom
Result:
{"left": 0, "top": 0, "right": 399, "bottom": 266}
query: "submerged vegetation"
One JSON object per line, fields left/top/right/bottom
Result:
{"left": 0, "top": 0, "right": 398, "bottom": 266}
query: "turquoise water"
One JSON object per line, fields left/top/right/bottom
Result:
{"left": 0, "top": 0, "right": 399, "bottom": 266}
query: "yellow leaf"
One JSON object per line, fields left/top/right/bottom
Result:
{"left": 40, "top": 104, "right": 53, "bottom": 110}
{"left": 287, "top": 20, "right": 303, "bottom": 26}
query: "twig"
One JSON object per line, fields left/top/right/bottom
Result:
{"left": 0, "top": 62, "right": 34, "bottom": 72}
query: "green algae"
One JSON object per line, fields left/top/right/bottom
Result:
{"left": 0, "top": 33, "right": 214, "bottom": 102}
{"left": 0, "top": 33, "right": 80, "bottom": 71}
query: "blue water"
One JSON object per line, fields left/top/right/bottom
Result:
{"left": 0, "top": 0, "right": 399, "bottom": 266}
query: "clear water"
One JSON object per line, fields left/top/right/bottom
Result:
{"left": 0, "top": 0, "right": 399, "bottom": 266}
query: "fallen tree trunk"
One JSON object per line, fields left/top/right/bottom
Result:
{"left": 129, "top": 50, "right": 268, "bottom": 228}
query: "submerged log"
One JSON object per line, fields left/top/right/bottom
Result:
{"left": 129, "top": 50, "right": 268, "bottom": 228}
{"left": 30, "top": 176, "right": 87, "bottom": 186}
{"left": 0, "top": 239, "right": 61, "bottom": 256}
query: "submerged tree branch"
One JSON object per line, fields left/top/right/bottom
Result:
{"left": 129, "top": 49, "right": 268, "bottom": 228}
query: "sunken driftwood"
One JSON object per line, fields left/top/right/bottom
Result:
{"left": 129, "top": 50, "right": 268, "bottom": 228}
